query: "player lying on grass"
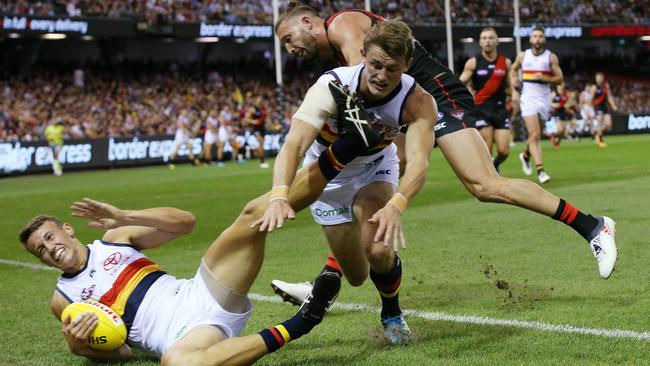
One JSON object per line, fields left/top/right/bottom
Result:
{"left": 19, "top": 198, "right": 340, "bottom": 365}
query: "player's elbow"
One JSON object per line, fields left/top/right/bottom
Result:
{"left": 179, "top": 212, "right": 196, "bottom": 234}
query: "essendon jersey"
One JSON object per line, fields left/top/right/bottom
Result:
{"left": 324, "top": 9, "right": 473, "bottom": 116}
{"left": 552, "top": 89, "right": 569, "bottom": 113}
{"left": 471, "top": 53, "right": 508, "bottom": 106}
{"left": 593, "top": 84, "right": 607, "bottom": 106}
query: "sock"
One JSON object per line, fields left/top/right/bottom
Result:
{"left": 319, "top": 251, "right": 343, "bottom": 277}
{"left": 318, "top": 134, "right": 369, "bottom": 180}
{"left": 536, "top": 163, "right": 544, "bottom": 174}
{"left": 370, "top": 255, "right": 403, "bottom": 319}
{"left": 258, "top": 313, "right": 319, "bottom": 353}
{"left": 552, "top": 199, "right": 600, "bottom": 241}
{"left": 493, "top": 153, "right": 507, "bottom": 169}
{"left": 523, "top": 147, "right": 530, "bottom": 162}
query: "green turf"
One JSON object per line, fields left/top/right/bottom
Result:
{"left": 1, "top": 134, "right": 649, "bottom": 365}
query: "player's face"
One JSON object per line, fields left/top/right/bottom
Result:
{"left": 595, "top": 73, "right": 604, "bottom": 84}
{"left": 479, "top": 30, "right": 498, "bottom": 53}
{"left": 530, "top": 30, "right": 546, "bottom": 49}
{"left": 362, "top": 45, "right": 409, "bottom": 100}
{"left": 25, "top": 221, "right": 84, "bottom": 273}
{"left": 277, "top": 19, "right": 318, "bottom": 60}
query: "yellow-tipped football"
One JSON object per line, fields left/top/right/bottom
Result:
{"left": 61, "top": 301, "right": 127, "bottom": 350}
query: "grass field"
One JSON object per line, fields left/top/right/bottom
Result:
{"left": 1, "top": 134, "right": 649, "bottom": 365}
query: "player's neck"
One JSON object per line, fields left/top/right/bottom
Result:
{"left": 482, "top": 50, "right": 497, "bottom": 61}
{"left": 531, "top": 47, "right": 545, "bottom": 56}
{"left": 314, "top": 18, "right": 333, "bottom": 57}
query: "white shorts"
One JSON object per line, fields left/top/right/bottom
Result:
{"left": 174, "top": 130, "right": 190, "bottom": 146}
{"left": 521, "top": 95, "right": 551, "bottom": 121}
{"left": 303, "top": 142, "right": 399, "bottom": 226}
{"left": 581, "top": 105, "right": 594, "bottom": 120}
{"left": 129, "top": 269, "right": 253, "bottom": 357}
{"left": 545, "top": 118, "right": 559, "bottom": 134}
{"left": 218, "top": 126, "right": 230, "bottom": 142}
{"left": 204, "top": 129, "right": 218, "bottom": 145}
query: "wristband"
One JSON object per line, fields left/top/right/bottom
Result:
{"left": 387, "top": 193, "right": 408, "bottom": 213}
{"left": 270, "top": 185, "right": 289, "bottom": 202}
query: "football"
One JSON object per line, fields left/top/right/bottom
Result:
{"left": 61, "top": 301, "right": 127, "bottom": 350}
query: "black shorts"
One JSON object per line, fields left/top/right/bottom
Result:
{"left": 475, "top": 102, "right": 510, "bottom": 130}
{"left": 249, "top": 125, "right": 266, "bottom": 136}
{"left": 407, "top": 43, "right": 477, "bottom": 138}
{"left": 595, "top": 104, "right": 610, "bottom": 115}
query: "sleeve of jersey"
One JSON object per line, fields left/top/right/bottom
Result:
{"left": 292, "top": 74, "right": 337, "bottom": 130}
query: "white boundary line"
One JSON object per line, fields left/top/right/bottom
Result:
{"left": 3, "top": 258, "right": 649, "bottom": 341}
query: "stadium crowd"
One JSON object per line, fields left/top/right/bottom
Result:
{"left": 0, "top": 61, "right": 312, "bottom": 142}
{"left": 1, "top": 0, "right": 648, "bottom": 25}
{"left": 1, "top": 58, "right": 647, "bottom": 143}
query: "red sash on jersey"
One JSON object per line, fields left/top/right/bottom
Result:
{"left": 474, "top": 55, "right": 507, "bottom": 105}
{"left": 594, "top": 84, "right": 607, "bottom": 106}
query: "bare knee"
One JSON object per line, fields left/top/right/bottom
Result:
{"left": 468, "top": 176, "right": 508, "bottom": 203}
{"left": 162, "top": 350, "right": 196, "bottom": 366}
{"left": 365, "top": 244, "right": 394, "bottom": 272}
{"left": 240, "top": 196, "right": 266, "bottom": 221}
{"left": 527, "top": 130, "right": 541, "bottom": 141}
{"left": 496, "top": 146, "right": 509, "bottom": 158}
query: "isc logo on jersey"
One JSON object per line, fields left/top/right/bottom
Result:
{"left": 61, "top": 301, "right": 127, "bottom": 350}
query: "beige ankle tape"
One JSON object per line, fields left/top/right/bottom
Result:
{"left": 199, "top": 258, "right": 249, "bottom": 314}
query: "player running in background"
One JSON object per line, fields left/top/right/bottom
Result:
{"left": 45, "top": 119, "right": 65, "bottom": 176}
{"left": 202, "top": 109, "right": 220, "bottom": 165}
{"left": 590, "top": 72, "right": 618, "bottom": 148}
{"left": 270, "top": 3, "right": 618, "bottom": 313}
{"left": 548, "top": 82, "right": 575, "bottom": 148}
{"left": 169, "top": 109, "right": 200, "bottom": 169}
{"left": 511, "top": 27, "right": 564, "bottom": 184}
{"left": 579, "top": 84, "right": 595, "bottom": 138}
{"left": 243, "top": 96, "right": 270, "bottom": 168}
{"left": 460, "top": 27, "right": 513, "bottom": 173}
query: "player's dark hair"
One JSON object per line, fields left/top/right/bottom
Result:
{"left": 363, "top": 20, "right": 414, "bottom": 63}
{"left": 275, "top": 0, "right": 318, "bottom": 33}
{"left": 532, "top": 26, "right": 545, "bottom": 35}
{"left": 19, "top": 215, "right": 63, "bottom": 245}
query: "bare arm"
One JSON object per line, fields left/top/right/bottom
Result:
{"left": 510, "top": 52, "right": 524, "bottom": 90}
{"left": 370, "top": 86, "right": 436, "bottom": 249}
{"left": 397, "top": 86, "right": 436, "bottom": 201}
{"left": 51, "top": 291, "right": 134, "bottom": 362}
{"left": 606, "top": 82, "right": 618, "bottom": 111}
{"left": 326, "top": 12, "right": 373, "bottom": 65}
{"left": 70, "top": 198, "right": 195, "bottom": 250}
{"left": 543, "top": 53, "right": 564, "bottom": 85}
{"left": 459, "top": 57, "right": 476, "bottom": 94}
{"left": 271, "top": 120, "right": 320, "bottom": 189}
{"left": 505, "top": 57, "right": 513, "bottom": 97}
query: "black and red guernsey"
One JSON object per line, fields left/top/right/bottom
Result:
{"left": 593, "top": 83, "right": 607, "bottom": 107}
{"left": 324, "top": 9, "right": 476, "bottom": 135}
{"left": 471, "top": 53, "right": 508, "bottom": 107}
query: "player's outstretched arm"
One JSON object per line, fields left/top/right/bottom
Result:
{"left": 369, "top": 86, "right": 436, "bottom": 250}
{"left": 70, "top": 198, "right": 195, "bottom": 249}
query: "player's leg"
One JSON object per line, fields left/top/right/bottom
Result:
{"left": 256, "top": 133, "right": 268, "bottom": 168}
{"left": 437, "top": 127, "right": 616, "bottom": 278}
{"left": 522, "top": 113, "right": 548, "bottom": 180}
{"left": 478, "top": 125, "right": 495, "bottom": 154}
{"left": 493, "top": 127, "right": 510, "bottom": 172}
{"left": 202, "top": 141, "right": 213, "bottom": 164}
{"left": 600, "top": 113, "right": 612, "bottom": 147}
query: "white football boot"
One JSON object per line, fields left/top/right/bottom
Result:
{"left": 590, "top": 216, "right": 617, "bottom": 279}
{"left": 537, "top": 171, "right": 551, "bottom": 184}
{"left": 271, "top": 280, "right": 313, "bottom": 306}
{"left": 519, "top": 152, "right": 532, "bottom": 176}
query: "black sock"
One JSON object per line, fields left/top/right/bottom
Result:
{"left": 370, "top": 255, "right": 403, "bottom": 319}
{"left": 536, "top": 163, "right": 544, "bottom": 174}
{"left": 523, "top": 147, "right": 531, "bottom": 162}
{"left": 493, "top": 153, "right": 508, "bottom": 169}
{"left": 318, "top": 134, "right": 370, "bottom": 180}
{"left": 552, "top": 199, "right": 601, "bottom": 241}
{"left": 258, "top": 312, "right": 319, "bottom": 353}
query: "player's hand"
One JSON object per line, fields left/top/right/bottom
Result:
{"left": 71, "top": 198, "right": 124, "bottom": 229}
{"left": 62, "top": 312, "right": 98, "bottom": 356}
{"left": 368, "top": 203, "right": 407, "bottom": 252}
{"left": 512, "top": 77, "right": 521, "bottom": 89}
{"left": 251, "top": 199, "right": 296, "bottom": 232}
{"left": 511, "top": 90, "right": 520, "bottom": 105}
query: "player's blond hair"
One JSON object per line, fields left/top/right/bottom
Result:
{"left": 363, "top": 20, "right": 414, "bottom": 63}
